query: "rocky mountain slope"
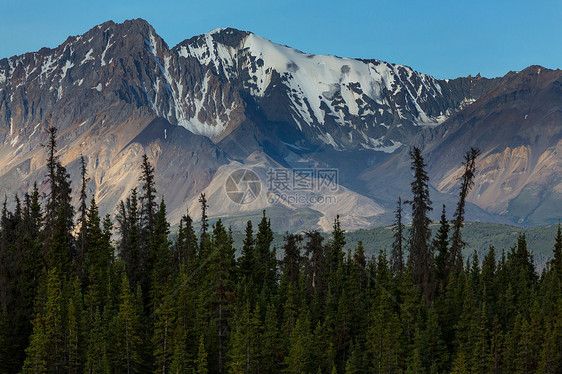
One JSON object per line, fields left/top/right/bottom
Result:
{"left": 0, "top": 19, "right": 558, "bottom": 230}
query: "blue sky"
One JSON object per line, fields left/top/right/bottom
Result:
{"left": 1, "top": 0, "right": 560, "bottom": 79}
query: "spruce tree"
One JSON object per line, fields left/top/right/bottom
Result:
{"left": 153, "top": 282, "right": 176, "bottom": 374}
{"left": 77, "top": 154, "right": 89, "bottom": 280}
{"left": 117, "top": 189, "right": 142, "bottom": 290}
{"left": 283, "top": 311, "right": 312, "bottom": 374}
{"left": 199, "top": 193, "right": 209, "bottom": 253}
{"left": 201, "top": 219, "right": 236, "bottom": 373}
{"left": 261, "top": 303, "right": 280, "bottom": 372}
{"left": 551, "top": 221, "right": 562, "bottom": 278}
{"left": 195, "top": 335, "right": 209, "bottom": 374}
{"left": 113, "top": 273, "right": 143, "bottom": 373}
{"left": 254, "top": 211, "right": 276, "bottom": 297}
{"left": 433, "top": 204, "right": 450, "bottom": 287}
{"left": 448, "top": 147, "right": 480, "bottom": 277}
{"left": 149, "top": 199, "right": 172, "bottom": 305}
{"left": 22, "top": 268, "right": 65, "bottom": 373}
{"left": 65, "top": 275, "right": 83, "bottom": 374}
{"left": 390, "top": 197, "right": 405, "bottom": 274}
{"left": 139, "top": 154, "right": 157, "bottom": 234}
{"left": 407, "top": 146, "right": 434, "bottom": 302}
{"left": 282, "top": 233, "right": 302, "bottom": 288}
{"left": 173, "top": 210, "right": 198, "bottom": 272}
{"left": 303, "top": 230, "right": 326, "bottom": 302}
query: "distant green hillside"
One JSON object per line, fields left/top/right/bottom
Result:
{"left": 227, "top": 222, "right": 560, "bottom": 267}
{"left": 341, "top": 222, "right": 558, "bottom": 267}
{"left": 176, "top": 221, "right": 559, "bottom": 269}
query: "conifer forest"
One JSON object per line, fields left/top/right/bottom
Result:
{"left": 1, "top": 128, "right": 561, "bottom": 374}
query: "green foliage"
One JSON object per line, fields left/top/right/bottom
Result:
{"left": 3, "top": 130, "right": 562, "bottom": 373}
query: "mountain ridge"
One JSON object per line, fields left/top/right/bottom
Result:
{"left": 0, "top": 18, "right": 559, "bottom": 230}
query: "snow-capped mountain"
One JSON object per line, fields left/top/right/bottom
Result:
{"left": 175, "top": 27, "right": 500, "bottom": 152}
{"left": 0, "top": 19, "right": 558, "bottom": 230}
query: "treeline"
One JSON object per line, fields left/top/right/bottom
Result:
{"left": 0, "top": 129, "right": 561, "bottom": 373}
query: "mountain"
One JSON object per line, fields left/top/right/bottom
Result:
{"left": 0, "top": 19, "right": 559, "bottom": 230}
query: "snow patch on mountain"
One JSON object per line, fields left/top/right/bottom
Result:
{"left": 176, "top": 29, "right": 451, "bottom": 151}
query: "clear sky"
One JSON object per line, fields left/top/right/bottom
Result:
{"left": 1, "top": 0, "right": 560, "bottom": 79}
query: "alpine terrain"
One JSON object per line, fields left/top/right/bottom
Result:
{"left": 0, "top": 19, "right": 560, "bottom": 230}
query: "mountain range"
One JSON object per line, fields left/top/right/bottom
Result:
{"left": 0, "top": 19, "right": 560, "bottom": 231}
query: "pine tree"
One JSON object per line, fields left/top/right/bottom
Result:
{"left": 261, "top": 303, "right": 280, "bottom": 373}
{"left": 303, "top": 230, "right": 326, "bottom": 304}
{"left": 84, "top": 308, "right": 110, "bottom": 374}
{"left": 390, "top": 197, "right": 405, "bottom": 274}
{"left": 117, "top": 188, "right": 142, "bottom": 290}
{"left": 77, "top": 154, "right": 89, "bottom": 280}
{"left": 283, "top": 311, "right": 312, "bottom": 374}
{"left": 13, "top": 184, "right": 44, "bottom": 370}
{"left": 329, "top": 215, "right": 346, "bottom": 275}
{"left": 368, "top": 259, "right": 403, "bottom": 374}
{"left": 469, "top": 303, "right": 490, "bottom": 373}
{"left": 22, "top": 268, "right": 65, "bottom": 373}
{"left": 150, "top": 199, "right": 172, "bottom": 308}
{"left": 228, "top": 303, "right": 262, "bottom": 373}
{"left": 65, "top": 275, "right": 83, "bottom": 374}
{"left": 113, "top": 273, "right": 143, "bottom": 373}
{"left": 173, "top": 210, "right": 198, "bottom": 272}
{"left": 47, "top": 203, "right": 73, "bottom": 274}
{"left": 407, "top": 146, "right": 434, "bottom": 302}
{"left": 488, "top": 317, "right": 503, "bottom": 373}
{"left": 195, "top": 335, "right": 209, "bottom": 374}
{"left": 200, "top": 219, "right": 237, "bottom": 373}
{"left": 282, "top": 233, "right": 302, "bottom": 288}
{"left": 254, "top": 211, "right": 277, "bottom": 297}
{"left": 199, "top": 193, "right": 209, "bottom": 253}
{"left": 433, "top": 204, "right": 449, "bottom": 287}
{"left": 153, "top": 282, "right": 176, "bottom": 374}
{"left": 44, "top": 127, "right": 59, "bottom": 231}
{"left": 140, "top": 154, "right": 157, "bottom": 234}
{"left": 238, "top": 220, "right": 255, "bottom": 304}
{"left": 448, "top": 147, "right": 480, "bottom": 277}
{"left": 551, "top": 221, "right": 562, "bottom": 278}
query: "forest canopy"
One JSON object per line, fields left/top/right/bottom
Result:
{"left": 0, "top": 129, "right": 561, "bottom": 374}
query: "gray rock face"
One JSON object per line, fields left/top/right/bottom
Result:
{"left": 0, "top": 19, "right": 557, "bottom": 229}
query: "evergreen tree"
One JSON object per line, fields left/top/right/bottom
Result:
{"left": 77, "top": 154, "right": 89, "bottom": 280}
{"left": 433, "top": 204, "right": 450, "bottom": 288}
{"left": 283, "top": 311, "right": 312, "bottom": 374}
{"left": 199, "top": 193, "right": 209, "bottom": 253}
{"left": 84, "top": 308, "right": 110, "bottom": 374}
{"left": 201, "top": 219, "right": 237, "bottom": 373}
{"left": 407, "top": 147, "right": 434, "bottom": 302}
{"left": 303, "top": 230, "right": 326, "bottom": 303}
{"left": 238, "top": 220, "right": 255, "bottom": 303}
{"left": 261, "top": 303, "right": 280, "bottom": 373}
{"left": 195, "top": 336, "right": 209, "bottom": 374}
{"left": 254, "top": 211, "right": 277, "bottom": 297}
{"left": 117, "top": 188, "right": 142, "bottom": 290}
{"left": 329, "top": 215, "right": 346, "bottom": 276}
{"left": 173, "top": 210, "right": 198, "bottom": 272}
{"left": 551, "top": 221, "right": 562, "bottom": 278}
{"left": 65, "top": 275, "right": 83, "bottom": 374}
{"left": 140, "top": 154, "right": 157, "bottom": 234}
{"left": 153, "top": 282, "right": 176, "bottom": 374}
{"left": 281, "top": 233, "right": 302, "bottom": 288}
{"left": 150, "top": 199, "right": 172, "bottom": 304}
{"left": 228, "top": 303, "right": 262, "bottom": 373}
{"left": 113, "top": 273, "right": 143, "bottom": 373}
{"left": 22, "top": 268, "right": 65, "bottom": 373}
{"left": 448, "top": 147, "right": 480, "bottom": 277}
{"left": 390, "top": 197, "right": 405, "bottom": 274}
